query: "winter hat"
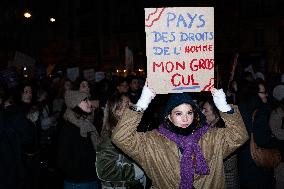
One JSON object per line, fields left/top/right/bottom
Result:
{"left": 65, "top": 90, "right": 88, "bottom": 109}
{"left": 273, "top": 85, "right": 284, "bottom": 101}
{"left": 164, "top": 93, "right": 206, "bottom": 123}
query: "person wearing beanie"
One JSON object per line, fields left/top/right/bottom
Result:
{"left": 73, "top": 77, "right": 100, "bottom": 123}
{"left": 273, "top": 73, "right": 284, "bottom": 102}
{"left": 57, "top": 90, "right": 101, "bottom": 189}
{"left": 112, "top": 84, "right": 248, "bottom": 189}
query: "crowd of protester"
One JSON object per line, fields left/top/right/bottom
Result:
{"left": 0, "top": 65, "right": 283, "bottom": 189}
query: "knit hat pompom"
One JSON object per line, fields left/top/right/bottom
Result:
{"left": 65, "top": 90, "right": 88, "bottom": 109}
{"left": 273, "top": 85, "right": 284, "bottom": 102}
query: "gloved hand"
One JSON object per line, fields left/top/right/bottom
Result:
{"left": 133, "top": 163, "right": 146, "bottom": 187}
{"left": 211, "top": 88, "right": 231, "bottom": 112}
{"left": 135, "top": 84, "right": 156, "bottom": 111}
{"left": 133, "top": 163, "right": 145, "bottom": 180}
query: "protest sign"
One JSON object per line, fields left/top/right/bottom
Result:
{"left": 125, "top": 46, "right": 134, "bottom": 73}
{"left": 8, "top": 51, "right": 36, "bottom": 75}
{"left": 66, "top": 67, "right": 80, "bottom": 82}
{"left": 95, "top": 72, "right": 105, "bottom": 82}
{"left": 14, "top": 51, "right": 35, "bottom": 66}
{"left": 145, "top": 7, "right": 214, "bottom": 94}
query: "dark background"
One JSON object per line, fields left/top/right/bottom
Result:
{"left": 0, "top": 0, "right": 284, "bottom": 74}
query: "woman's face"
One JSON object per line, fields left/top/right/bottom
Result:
{"left": 79, "top": 81, "right": 90, "bottom": 94}
{"left": 202, "top": 102, "right": 215, "bottom": 123}
{"left": 115, "top": 96, "right": 130, "bottom": 118}
{"left": 168, "top": 103, "right": 194, "bottom": 128}
{"left": 130, "top": 79, "right": 139, "bottom": 91}
{"left": 78, "top": 98, "right": 92, "bottom": 113}
{"left": 37, "top": 92, "right": 47, "bottom": 102}
{"left": 117, "top": 81, "right": 129, "bottom": 94}
{"left": 258, "top": 84, "right": 268, "bottom": 103}
{"left": 22, "top": 86, "right": 32, "bottom": 104}
{"left": 64, "top": 81, "right": 72, "bottom": 91}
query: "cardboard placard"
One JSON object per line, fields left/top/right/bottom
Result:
{"left": 66, "top": 67, "right": 80, "bottom": 82}
{"left": 145, "top": 7, "right": 214, "bottom": 94}
{"left": 8, "top": 51, "right": 36, "bottom": 75}
{"left": 95, "top": 72, "right": 105, "bottom": 82}
{"left": 14, "top": 51, "right": 35, "bottom": 67}
{"left": 125, "top": 46, "right": 134, "bottom": 73}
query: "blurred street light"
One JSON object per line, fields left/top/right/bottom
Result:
{"left": 24, "top": 12, "right": 32, "bottom": 18}
{"left": 50, "top": 17, "right": 56, "bottom": 22}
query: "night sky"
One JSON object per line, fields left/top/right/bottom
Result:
{"left": 1, "top": 0, "right": 284, "bottom": 72}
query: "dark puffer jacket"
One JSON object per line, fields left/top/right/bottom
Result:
{"left": 57, "top": 120, "right": 97, "bottom": 182}
{"left": 239, "top": 97, "right": 275, "bottom": 189}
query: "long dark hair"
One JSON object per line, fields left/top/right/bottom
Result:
{"left": 203, "top": 99, "right": 225, "bottom": 128}
{"left": 192, "top": 106, "right": 205, "bottom": 129}
{"left": 101, "top": 93, "right": 128, "bottom": 137}
{"left": 16, "top": 81, "right": 35, "bottom": 116}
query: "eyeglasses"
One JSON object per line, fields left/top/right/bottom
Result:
{"left": 258, "top": 91, "right": 267, "bottom": 94}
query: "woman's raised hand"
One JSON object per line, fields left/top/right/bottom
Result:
{"left": 211, "top": 88, "right": 232, "bottom": 112}
{"left": 135, "top": 79, "right": 156, "bottom": 111}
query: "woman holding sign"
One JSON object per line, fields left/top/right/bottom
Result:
{"left": 111, "top": 83, "right": 248, "bottom": 189}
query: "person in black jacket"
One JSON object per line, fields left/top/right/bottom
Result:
{"left": 0, "top": 84, "right": 35, "bottom": 189}
{"left": 57, "top": 90, "right": 101, "bottom": 189}
{"left": 127, "top": 76, "right": 141, "bottom": 104}
{"left": 269, "top": 98, "right": 284, "bottom": 189}
{"left": 239, "top": 80, "right": 275, "bottom": 189}
{"left": 0, "top": 109, "right": 23, "bottom": 189}
{"left": 16, "top": 81, "right": 41, "bottom": 189}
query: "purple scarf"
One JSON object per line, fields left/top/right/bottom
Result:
{"left": 157, "top": 124, "right": 210, "bottom": 189}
